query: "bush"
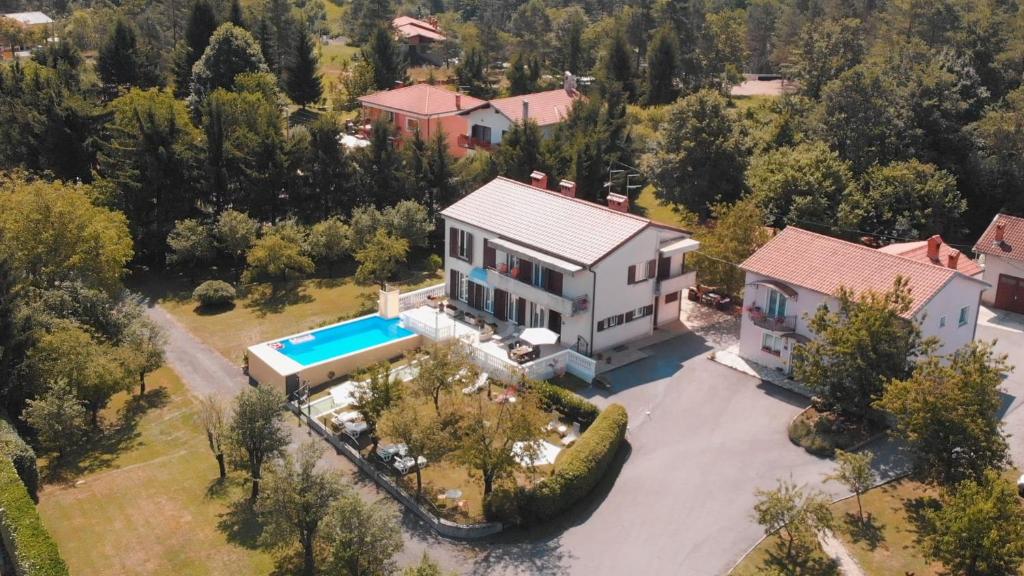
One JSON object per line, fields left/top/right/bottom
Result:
{"left": 192, "top": 280, "right": 237, "bottom": 307}
{"left": 0, "top": 417, "right": 38, "bottom": 501}
{"left": 491, "top": 403, "right": 628, "bottom": 525}
{"left": 0, "top": 457, "right": 69, "bottom": 576}
{"left": 530, "top": 380, "right": 600, "bottom": 429}
{"left": 427, "top": 254, "right": 442, "bottom": 271}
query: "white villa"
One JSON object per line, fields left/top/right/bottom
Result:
{"left": 439, "top": 173, "right": 699, "bottom": 356}
{"left": 738, "top": 227, "right": 988, "bottom": 374}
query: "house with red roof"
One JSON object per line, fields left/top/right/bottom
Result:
{"left": 440, "top": 172, "right": 699, "bottom": 355}
{"left": 974, "top": 213, "right": 1024, "bottom": 314}
{"left": 738, "top": 227, "right": 988, "bottom": 374}
{"left": 357, "top": 83, "right": 488, "bottom": 157}
{"left": 459, "top": 73, "right": 580, "bottom": 151}
{"left": 392, "top": 16, "right": 446, "bottom": 44}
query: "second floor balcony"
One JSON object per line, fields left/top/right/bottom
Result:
{"left": 747, "top": 306, "right": 796, "bottom": 332}
{"left": 458, "top": 134, "right": 493, "bottom": 151}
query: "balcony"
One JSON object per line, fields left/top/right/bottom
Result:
{"left": 458, "top": 134, "right": 493, "bottom": 151}
{"left": 748, "top": 307, "right": 796, "bottom": 332}
{"left": 656, "top": 270, "right": 697, "bottom": 296}
{"left": 485, "top": 268, "right": 581, "bottom": 317}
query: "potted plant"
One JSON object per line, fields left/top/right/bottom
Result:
{"left": 748, "top": 306, "right": 764, "bottom": 320}
{"left": 445, "top": 303, "right": 457, "bottom": 317}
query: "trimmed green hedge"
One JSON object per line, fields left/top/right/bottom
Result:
{"left": 530, "top": 380, "right": 600, "bottom": 429}
{"left": 0, "top": 457, "right": 69, "bottom": 576}
{"left": 486, "top": 403, "right": 629, "bottom": 525}
{"left": 0, "top": 417, "right": 38, "bottom": 501}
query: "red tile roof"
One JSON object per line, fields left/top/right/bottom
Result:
{"left": 393, "top": 16, "right": 446, "bottom": 41}
{"left": 441, "top": 177, "right": 684, "bottom": 266}
{"left": 877, "top": 238, "right": 982, "bottom": 276}
{"left": 489, "top": 89, "right": 579, "bottom": 126}
{"left": 741, "top": 227, "right": 985, "bottom": 316}
{"left": 974, "top": 213, "right": 1024, "bottom": 263}
{"left": 358, "top": 84, "right": 486, "bottom": 117}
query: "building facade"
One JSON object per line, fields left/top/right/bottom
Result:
{"left": 974, "top": 214, "right": 1024, "bottom": 314}
{"left": 738, "top": 227, "right": 988, "bottom": 373}
{"left": 440, "top": 174, "right": 698, "bottom": 355}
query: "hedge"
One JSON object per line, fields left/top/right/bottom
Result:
{"left": 530, "top": 380, "right": 600, "bottom": 429}
{"left": 192, "top": 280, "right": 237, "bottom": 307}
{"left": 0, "top": 457, "right": 69, "bottom": 576}
{"left": 0, "top": 418, "right": 38, "bottom": 502}
{"left": 488, "top": 403, "right": 628, "bottom": 525}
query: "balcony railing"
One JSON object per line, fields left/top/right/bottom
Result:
{"left": 748, "top": 307, "right": 796, "bottom": 332}
{"left": 458, "top": 134, "right": 493, "bottom": 150}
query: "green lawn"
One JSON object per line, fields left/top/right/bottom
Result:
{"left": 150, "top": 271, "right": 442, "bottom": 365}
{"left": 37, "top": 368, "right": 275, "bottom": 576}
{"left": 635, "top": 185, "right": 695, "bottom": 229}
{"left": 730, "top": 533, "right": 837, "bottom": 576}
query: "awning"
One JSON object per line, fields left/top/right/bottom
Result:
{"left": 519, "top": 327, "right": 560, "bottom": 345}
{"left": 745, "top": 279, "right": 799, "bottom": 299}
{"left": 659, "top": 237, "right": 700, "bottom": 256}
{"left": 469, "top": 267, "right": 489, "bottom": 283}
{"left": 487, "top": 238, "right": 583, "bottom": 274}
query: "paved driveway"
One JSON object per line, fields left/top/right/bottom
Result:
{"left": 978, "top": 308, "right": 1024, "bottom": 466}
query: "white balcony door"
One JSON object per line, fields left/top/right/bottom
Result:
{"left": 767, "top": 289, "right": 787, "bottom": 317}
{"left": 530, "top": 302, "right": 546, "bottom": 328}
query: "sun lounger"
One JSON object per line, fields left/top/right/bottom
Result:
{"left": 377, "top": 443, "right": 408, "bottom": 461}
{"left": 393, "top": 456, "right": 416, "bottom": 474}
{"left": 331, "top": 411, "right": 361, "bottom": 426}
{"left": 462, "top": 372, "right": 489, "bottom": 394}
{"left": 343, "top": 421, "right": 368, "bottom": 440}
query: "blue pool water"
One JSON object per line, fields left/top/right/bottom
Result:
{"left": 274, "top": 316, "right": 414, "bottom": 366}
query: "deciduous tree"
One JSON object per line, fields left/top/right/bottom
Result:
{"left": 378, "top": 395, "right": 452, "bottom": 496}
{"left": 22, "top": 379, "right": 87, "bottom": 459}
{"left": 351, "top": 363, "right": 402, "bottom": 453}
{"left": 753, "top": 479, "right": 834, "bottom": 571}
{"left": 322, "top": 489, "right": 403, "bottom": 576}
{"left": 746, "top": 141, "right": 854, "bottom": 230}
{"left": 691, "top": 196, "right": 773, "bottom": 297}
{"left": 190, "top": 23, "right": 269, "bottom": 106}
{"left": 229, "top": 386, "right": 289, "bottom": 501}
{"left": 166, "top": 219, "right": 216, "bottom": 271}
{"left": 790, "top": 18, "right": 864, "bottom": 99}
{"left": 117, "top": 316, "right": 166, "bottom": 396}
{"left": 455, "top": 392, "right": 545, "bottom": 496}
{"left": 198, "top": 394, "right": 228, "bottom": 479}
{"left": 827, "top": 450, "right": 875, "bottom": 524}
{"left": 354, "top": 230, "right": 408, "bottom": 289}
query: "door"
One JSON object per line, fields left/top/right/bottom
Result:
{"left": 996, "top": 274, "right": 1024, "bottom": 314}
{"left": 548, "top": 310, "right": 562, "bottom": 334}
{"left": 530, "top": 302, "right": 546, "bottom": 328}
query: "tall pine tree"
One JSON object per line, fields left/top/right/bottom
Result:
{"left": 98, "top": 18, "right": 144, "bottom": 87}
{"left": 284, "top": 31, "right": 322, "bottom": 108}
{"left": 598, "top": 28, "right": 635, "bottom": 100}
{"left": 644, "top": 27, "right": 679, "bottom": 105}
{"left": 362, "top": 24, "right": 407, "bottom": 90}
{"left": 173, "top": 0, "right": 220, "bottom": 97}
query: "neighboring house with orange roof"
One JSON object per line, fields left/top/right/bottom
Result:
{"left": 973, "top": 213, "right": 1024, "bottom": 314}
{"left": 459, "top": 73, "right": 581, "bottom": 151}
{"left": 357, "top": 83, "right": 487, "bottom": 157}
{"left": 441, "top": 172, "right": 699, "bottom": 355}
{"left": 392, "top": 16, "right": 445, "bottom": 44}
{"left": 738, "top": 227, "right": 988, "bottom": 374}
{"left": 877, "top": 235, "right": 982, "bottom": 277}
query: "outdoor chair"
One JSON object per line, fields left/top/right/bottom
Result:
{"left": 393, "top": 456, "right": 416, "bottom": 475}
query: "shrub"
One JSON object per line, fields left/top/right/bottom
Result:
{"left": 0, "top": 417, "right": 38, "bottom": 501}
{"left": 530, "top": 380, "right": 600, "bottom": 429}
{"left": 0, "top": 457, "right": 69, "bottom": 576}
{"left": 193, "top": 280, "right": 237, "bottom": 307}
{"left": 516, "top": 403, "right": 628, "bottom": 524}
{"left": 427, "top": 254, "right": 442, "bottom": 271}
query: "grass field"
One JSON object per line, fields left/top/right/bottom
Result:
{"left": 150, "top": 270, "right": 443, "bottom": 365}
{"left": 37, "top": 368, "right": 275, "bottom": 576}
{"left": 635, "top": 185, "right": 695, "bottom": 229}
{"left": 730, "top": 533, "right": 837, "bottom": 576}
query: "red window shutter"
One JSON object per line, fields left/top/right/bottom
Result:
{"left": 449, "top": 269, "right": 458, "bottom": 299}
{"left": 628, "top": 265, "right": 636, "bottom": 284}
{"left": 449, "top": 227, "right": 458, "bottom": 257}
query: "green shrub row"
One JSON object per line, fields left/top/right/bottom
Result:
{"left": 0, "top": 457, "right": 69, "bottom": 576}
{"left": 529, "top": 380, "right": 600, "bottom": 429}
{"left": 486, "top": 404, "right": 628, "bottom": 525}
{"left": 0, "top": 417, "right": 38, "bottom": 501}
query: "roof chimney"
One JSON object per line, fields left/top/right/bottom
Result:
{"left": 530, "top": 170, "right": 548, "bottom": 190}
{"left": 559, "top": 179, "right": 576, "bottom": 198}
{"left": 947, "top": 249, "right": 960, "bottom": 269}
{"left": 564, "top": 71, "right": 576, "bottom": 94}
{"left": 522, "top": 99, "right": 529, "bottom": 122}
{"left": 995, "top": 221, "right": 1006, "bottom": 243}
{"left": 606, "top": 193, "right": 629, "bottom": 213}
{"left": 926, "top": 235, "right": 942, "bottom": 261}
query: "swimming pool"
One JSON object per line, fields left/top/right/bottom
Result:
{"left": 274, "top": 316, "right": 414, "bottom": 366}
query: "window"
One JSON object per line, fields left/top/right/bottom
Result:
{"left": 628, "top": 260, "right": 656, "bottom": 284}
{"left": 406, "top": 118, "right": 419, "bottom": 131}
{"left": 458, "top": 272, "right": 468, "bottom": 303}
{"left": 767, "top": 289, "right": 788, "bottom": 318}
{"left": 470, "top": 124, "right": 492, "bottom": 143}
{"left": 484, "top": 288, "right": 494, "bottom": 313}
{"left": 533, "top": 264, "right": 544, "bottom": 287}
{"left": 607, "top": 314, "right": 624, "bottom": 328}
{"left": 449, "top": 227, "right": 473, "bottom": 262}
{"left": 761, "top": 333, "right": 783, "bottom": 356}
{"left": 383, "top": 111, "right": 394, "bottom": 122}
{"left": 458, "top": 229, "right": 470, "bottom": 259}
{"left": 665, "top": 291, "right": 679, "bottom": 304}
{"left": 958, "top": 306, "right": 969, "bottom": 327}
{"left": 939, "top": 316, "right": 947, "bottom": 328}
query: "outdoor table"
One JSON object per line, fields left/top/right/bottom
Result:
{"left": 445, "top": 489, "right": 463, "bottom": 500}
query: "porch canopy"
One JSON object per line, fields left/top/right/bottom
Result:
{"left": 487, "top": 237, "right": 583, "bottom": 274}
{"left": 659, "top": 237, "right": 700, "bottom": 256}
{"left": 744, "top": 278, "right": 799, "bottom": 299}
{"left": 519, "top": 327, "right": 560, "bottom": 346}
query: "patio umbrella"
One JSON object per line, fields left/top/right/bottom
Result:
{"left": 519, "top": 327, "right": 560, "bottom": 346}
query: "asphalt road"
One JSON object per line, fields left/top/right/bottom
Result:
{"left": 148, "top": 303, "right": 858, "bottom": 575}
{"left": 977, "top": 310, "right": 1024, "bottom": 466}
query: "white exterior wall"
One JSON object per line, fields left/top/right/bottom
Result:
{"left": 979, "top": 254, "right": 1024, "bottom": 306}
{"left": 461, "top": 107, "right": 560, "bottom": 146}
{"left": 738, "top": 271, "right": 987, "bottom": 373}
{"left": 591, "top": 228, "right": 662, "bottom": 352}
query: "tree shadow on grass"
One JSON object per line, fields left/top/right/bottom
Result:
{"left": 843, "top": 512, "right": 885, "bottom": 551}
{"left": 903, "top": 495, "right": 941, "bottom": 546}
{"left": 217, "top": 496, "right": 266, "bottom": 550}
{"left": 193, "top": 302, "right": 237, "bottom": 316}
{"left": 762, "top": 547, "right": 840, "bottom": 576}
{"left": 205, "top": 476, "right": 232, "bottom": 500}
{"left": 243, "top": 282, "right": 315, "bottom": 316}
{"left": 41, "top": 387, "right": 170, "bottom": 485}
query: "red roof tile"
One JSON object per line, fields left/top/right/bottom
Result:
{"left": 393, "top": 16, "right": 446, "bottom": 41}
{"left": 489, "top": 89, "right": 579, "bottom": 126}
{"left": 741, "top": 227, "right": 983, "bottom": 316}
{"left": 974, "top": 213, "right": 1024, "bottom": 264}
{"left": 877, "top": 238, "right": 982, "bottom": 276}
{"left": 358, "top": 84, "right": 486, "bottom": 117}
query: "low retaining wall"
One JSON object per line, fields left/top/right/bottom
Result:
{"left": 288, "top": 402, "right": 504, "bottom": 540}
